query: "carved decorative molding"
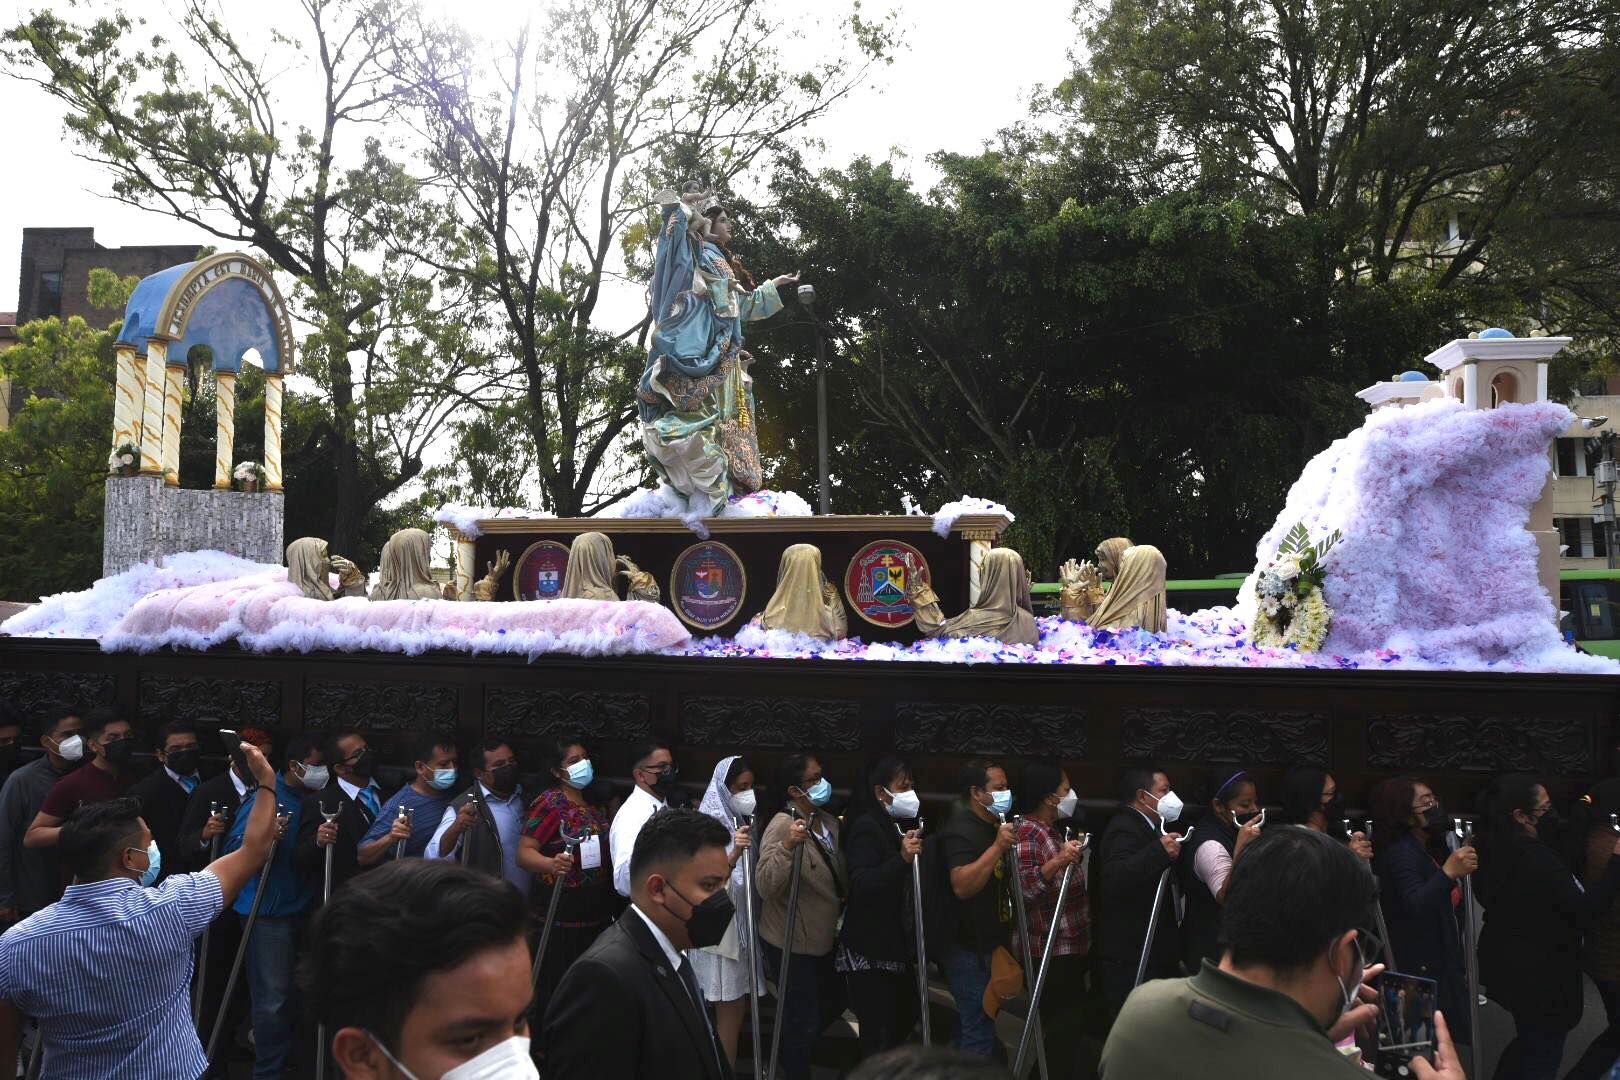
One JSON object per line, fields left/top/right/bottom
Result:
{"left": 304, "top": 680, "right": 457, "bottom": 732}
{"left": 1121, "top": 706, "right": 1329, "bottom": 765}
{"left": 484, "top": 688, "right": 651, "bottom": 742}
{"left": 0, "top": 671, "right": 116, "bottom": 718}
{"left": 895, "top": 702, "right": 1087, "bottom": 757}
{"left": 681, "top": 696, "right": 861, "bottom": 750}
{"left": 139, "top": 675, "right": 279, "bottom": 729}
{"left": 1365, "top": 713, "right": 1590, "bottom": 775}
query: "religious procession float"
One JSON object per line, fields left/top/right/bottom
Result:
{"left": 2, "top": 188, "right": 1613, "bottom": 806}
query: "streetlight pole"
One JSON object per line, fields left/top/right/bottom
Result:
{"left": 797, "top": 283, "right": 831, "bottom": 515}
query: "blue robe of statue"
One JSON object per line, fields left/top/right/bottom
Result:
{"left": 638, "top": 198, "right": 783, "bottom": 516}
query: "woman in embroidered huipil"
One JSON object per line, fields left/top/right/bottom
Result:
{"left": 639, "top": 186, "right": 799, "bottom": 516}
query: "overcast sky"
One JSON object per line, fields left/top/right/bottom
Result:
{"left": 0, "top": 0, "right": 1078, "bottom": 314}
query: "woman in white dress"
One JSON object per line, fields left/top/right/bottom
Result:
{"left": 691, "top": 754, "right": 761, "bottom": 1068}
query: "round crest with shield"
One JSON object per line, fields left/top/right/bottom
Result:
{"left": 512, "top": 540, "right": 571, "bottom": 601}
{"left": 669, "top": 541, "right": 748, "bottom": 630}
{"left": 845, "top": 539, "right": 930, "bottom": 628}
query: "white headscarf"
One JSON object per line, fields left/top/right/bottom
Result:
{"left": 697, "top": 755, "right": 750, "bottom": 898}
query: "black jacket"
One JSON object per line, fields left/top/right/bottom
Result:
{"left": 542, "top": 909, "right": 727, "bottom": 1080}
{"left": 130, "top": 766, "right": 195, "bottom": 885}
{"left": 1478, "top": 832, "right": 1620, "bottom": 1030}
{"left": 295, "top": 782, "right": 376, "bottom": 900}
{"left": 1092, "top": 806, "right": 1179, "bottom": 1003}
{"left": 1179, "top": 815, "right": 1237, "bottom": 971}
{"left": 442, "top": 785, "right": 525, "bottom": 881}
{"left": 177, "top": 769, "right": 243, "bottom": 874}
{"left": 1373, "top": 832, "right": 1466, "bottom": 1000}
{"left": 839, "top": 808, "right": 916, "bottom": 964}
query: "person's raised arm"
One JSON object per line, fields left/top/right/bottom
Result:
{"left": 205, "top": 744, "right": 279, "bottom": 906}
{"left": 21, "top": 809, "right": 64, "bottom": 850}
{"left": 357, "top": 808, "right": 410, "bottom": 867}
{"left": 949, "top": 821, "right": 1016, "bottom": 900}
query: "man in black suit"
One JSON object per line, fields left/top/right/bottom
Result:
{"left": 129, "top": 719, "right": 202, "bottom": 884}
{"left": 543, "top": 807, "right": 733, "bottom": 1080}
{"left": 1093, "top": 764, "right": 1185, "bottom": 1014}
{"left": 296, "top": 729, "right": 383, "bottom": 901}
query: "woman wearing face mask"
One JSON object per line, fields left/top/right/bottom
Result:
{"left": 689, "top": 755, "right": 759, "bottom": 1069}
{"left": 836, "top": 755, "right": 925, "bottom": 1059}
{"left": 1279, "top": 767, "right": 1372, "bottom": 861}
{"left": 1368, "top": 776, "right": 1477, "bottom": 1049}
{"left": 756, "top": 752, "right": 848, "bottom": 1080}
{"left": 1476, "top": 775, "right": 1620, "bottom": 1080}
{"left": 1015, "top": 761, "right": 1092, "bottom": 1075}
{"left": 518, "top": 735, "right": 617, "bottom": 1040}
{"left": 1179, "top": 770, "right": 1265, "bottom": 970}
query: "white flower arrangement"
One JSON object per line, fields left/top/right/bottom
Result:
{"left": 107, "top": 442, "right": 139, "bottom": 476}
{"left": 1250, "top": 523, "right": 1340, "bottom": 652}
{"left": 233, "top": 461, "right": 267, "bottom": 488}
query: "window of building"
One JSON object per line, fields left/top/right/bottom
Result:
{"left": 36, "top": 271, "right": 61, "bottom": 319}
{"left": 1595, "top": 520, "right": 1610, "bottom": 560}
{"left": 1558, "top": 439, "right": 1583, "bottom": 477}
{"left": 1559, "top": 518, "right": 1583, "bottom": 554}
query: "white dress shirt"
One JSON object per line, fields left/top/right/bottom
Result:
{"left": 424, "top": 783, "right": 532, "bottom": 892}
{"left": 611, "top": 785, "right": 667, "bottom": 897}
{"left": 630, "top": 902, "right": 685, "bottom": 972}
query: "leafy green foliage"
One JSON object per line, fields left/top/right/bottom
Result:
{"left": 1276, "top": 523, "right": 1341, "bottom": 595}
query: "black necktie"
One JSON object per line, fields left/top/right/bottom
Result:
{"left": 677, "top": 955, "right": 724, "bottom": 1077}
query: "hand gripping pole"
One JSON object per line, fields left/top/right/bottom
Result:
{"left": 766, "top": 808, "right": 808, "bottom": 1080}
{"left": 529, "top": 825, "right": 585, "bottom": 991}
{"left": 1013, "top": 829, "right": 1088, "bottom": 1079}
{"left": 900, "top": 817, "right": 932, "bottom": 1047}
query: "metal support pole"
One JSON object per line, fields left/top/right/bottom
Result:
{"left": 206, "top": 815, "right": 286, "bottom": 1064}
{"left": 315, "top": 801, "right": 340, "bottom": 1080}
{"left": 192, "top": 805, "right": 223, "bottom": 1024}
{"left": 1013, "top": 830, "right": 1085, "bottom": 1079}
{"left": 1451, "top": 819, "right": 1483, "bottom": 1059}
{"left": 903, "top": 818, "right": 932, "bottom": 1048}
{"left": 1135, "top": 869, "right": 1172, "bottom": 990}
{"left": 23, "top": 1027, "right": 42, "bottom": 1080}
{"left": 815, "top": 331, "right": 830, "bottom": 516}
{"left": 529, "top": 829, "right": 584, "bottom": 990}
{"left": 393, "top": 805, "right": 413, "bottom": 862}
{"left": 767, "top": 810, "right": 807, "bottom": 1080}
{"left": 1002, "top": 815, "right": 1048, "bottom": 1080}
{"left": 1347, "top": 818, "right": 1397, "bottom": 970}
{"left": 738, "top": 815, "right": 766, "bottom": 1076}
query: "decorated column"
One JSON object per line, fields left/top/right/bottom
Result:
{"left": 453, "top": 527, "right": 477, "bottom": 600}
{"left": 263, "top": 373, "right": 284, "bottom": 492}
{"left": 214, "top": 371, "right": 237, "bottom": 489}
{"left": 112, "top": 344, "right": 144, "bottom": 451}
{"left": 161, "top": 355, "right": 186, "bottom": 486}
{"left": 960, "top": 526, "right": 998, "bottom": 605}
{"left": 139, "top": 339, "right": 168, "bottom": 476}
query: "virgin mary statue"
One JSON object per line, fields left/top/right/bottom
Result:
{"left": 638, "top": 186, "right": 799, "bottom": 517}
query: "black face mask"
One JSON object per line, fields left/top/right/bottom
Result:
{"left": 668, "top": 882, "right": 735, "bottom": 949}
{"left": 1322, "top": 794, "right": 1345, "bottom": 822}
{"left": 348, "top": 748, "right": 376, "bottom": 780}
{"left": 489, "top": 763, "right": 519, "bottom": 795}
{"left": 1421, "top": 806, "right": 1448, "bottom": 831}
{"left": 1233, "top": 810, "right": 1262, "bottom": 828}
{"left": 103, "top": 739, "right": 134, "bottom": 767}
{"left": 0, "top": 745, "right": 17, "bottom": 773}
{"left": 1535, "top": 808, "right": 1564, "bottom": 841}
{"left": 650, "top": 768, "right": 679, "bottom": 800}
{"left": 166, "top": 748, "right": 200, "bottom": 776}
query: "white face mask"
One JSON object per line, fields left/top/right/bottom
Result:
{"left": 55, "top": 734, "right": 85, "bottom": 762}
{"left": 1148, "top": 789, "right": 1183, "bottom": 825}
{"left": 885, "top": 788, "right": 921, "bottom": 820}
{"left": 370, "top": 1032, "right": 538, "bottom": 1080}
{"left": 1056, "top": 790, "right": 1079, "bottom": 819}
{"left": 731, "top": 788, "right": 757, "bottom": 818}
{"left": 298, "top": 763, "right": 330, "bottom": 790}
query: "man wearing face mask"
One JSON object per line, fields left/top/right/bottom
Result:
{"left": 25, "top": 708, "right": 136, "bottom": 851}
{"left": 610, "top": 740, "right": 679, "bottom": 898}
{"left": 1014, "top": 761, "right": 1091, "bottom": 1074}
{"left": 0, "top": 703, "right": 80, "bottom": 924}
{"left": 936, "top": 758, "right": 1018, "bottom": 1059}
{"left": 0, "top": 744, "right": 280, "bottom": 1078}
{"left": 221, "top": 735, "right": 324, "bottom": 1080}
{"left": 426, "top": 739, "right": 531, "bottom": 894}
{"left": 296, "top": 729, "right": 382, "bottom": 902}
{"left": 301, "top": 859, "right": 537, "bottom": 1080}
{"left": 359, "top": 733, "right": 460, "bottom": 866}
{"left": 130, "top": 719, "right": 202, "bottom": 885}
{"left": 1093, "top": 765, "right": 1184, "bottom": 1016}
{"left": 544, "top": 807, "right": 733, "bottom": 1080}
{"left": 1102, "top": 826, "right": 1465, "bottom": 1079}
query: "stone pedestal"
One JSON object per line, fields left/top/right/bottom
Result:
{"left": 103, "top": 475, "right": 285, "bottom": 577}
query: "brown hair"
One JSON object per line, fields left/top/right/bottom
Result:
{"left": 1369, "top": 776, "right": 1420, "bottom": 846}
{"left": 702, "top": 206, "right": 756, "bottom": 291}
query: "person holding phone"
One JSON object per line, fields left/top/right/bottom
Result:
{"left": 0, "top": 741, "right": 281, "bottom": 1078}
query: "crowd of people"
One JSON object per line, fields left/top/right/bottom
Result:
{"left": 0, "top": 699, "right": 1615, "bottom": 1079}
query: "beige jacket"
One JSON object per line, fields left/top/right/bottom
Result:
{"left": 756, "top": 809, "right": 846, "bottom": 957}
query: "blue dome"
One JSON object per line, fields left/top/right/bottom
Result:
{"left": 1479, "top": 327, "right": 1515, "bottom": 339}
{"left": 1396, "top": 370, "right": 1430, "bottom": 382}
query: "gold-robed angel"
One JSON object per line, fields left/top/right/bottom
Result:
{"left": 560, "top": 532, "right": 660, "bottom": 603}
{"left": 1058, "top": 558, "right": 1106, "bottom": 623}
{"left": 617, "top": 555, "right": 661, "bottom": 604}
{"left": 904, "top": 547, "right": 1039, "bottom": 646}
{"left": 286, "top": 537, "right": 368, "bottom": 601}
{"left": 471, "top": 550, "right": 512, "bottom": 602}
{"left": 369, "top": 528, "right": 448, "bottom": 602}
{"left": 1088, "top": 544, "right": 1168, "bottom": 633}
{"left": 753, "top": 543, "right": 847, "bottom": 640}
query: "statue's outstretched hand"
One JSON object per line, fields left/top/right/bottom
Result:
{"left": 330, "top": 555, "right": 366, "bottom": 589}
{"left": 772, "top": 271, "right": 801, "bottom": 288}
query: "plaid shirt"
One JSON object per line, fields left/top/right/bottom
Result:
{"left": 1015, "top": 818, "right": 1091, "bottom": 958}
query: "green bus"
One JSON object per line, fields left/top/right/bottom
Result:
{"left": 1034, "top": 570, "right": 1620, "bottom": 659}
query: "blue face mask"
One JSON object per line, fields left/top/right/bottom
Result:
{"left": 429, "top": 767, "right": 458, "bottom": 792}
{"left": 565, "top": 759, "right": 594, "bottom": 789}
{"left": 990, "top": 790, "right": 1014, "bottom": 817}
{"left": 129, "top": 841, "right": 161, "bottom": 887}
{"left": 806, "top": 778, "right": 832, "bottom": 807}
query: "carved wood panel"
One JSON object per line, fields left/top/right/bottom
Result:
{"left": 483, "top": 688, "right": 652, "bottom": 743}
{"left": 1365, "top": 713, "right": 1591, "bottom": 775}
{"left": 0, "top": 670, "right": 116, "bottom": 720}
{"left": 1121, "top": 706, "right": 1329, "bottom": 766}
{"left": 138, "top": 675, "right": 280, "bottom": 729}
{"left": 303, "top": 680, "right": 457, "bottom": 733}
{"left": 680, "top": 696, "right": 862, "bottom": 750}
{"left": 894, "top": 702, "right": 1087, "bottom": 757}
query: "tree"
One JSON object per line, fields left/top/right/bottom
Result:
{"left": 5, "top": 0, "right": 492, "bottom": 553}
{"left": 389, "top": 0, "right": 894, "bottom": 514}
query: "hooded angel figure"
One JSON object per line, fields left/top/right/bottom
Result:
{"left": 369, "top": 528, "right": 444, "bottom": 602}
{"left": 285, "top": 537, "right": 368, "bottom": 601}
{"left": 906, "top": 547, "right": 1039, "bottom": 646}
{"left": 561, "top": 532, "right": 619, "bottom": 602}
{"left": 1095, "top": 537, "right": 1134, "bottom": 583}
{"left": 753, "top": 543, "right": 847, "bottom": 640}
{"left": 1088, "top": 544, "right": 1168, "bottom": 633}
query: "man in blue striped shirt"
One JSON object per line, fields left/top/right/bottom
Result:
{"left": 0, "top": 742, "right": 280, "bottom": 1078}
